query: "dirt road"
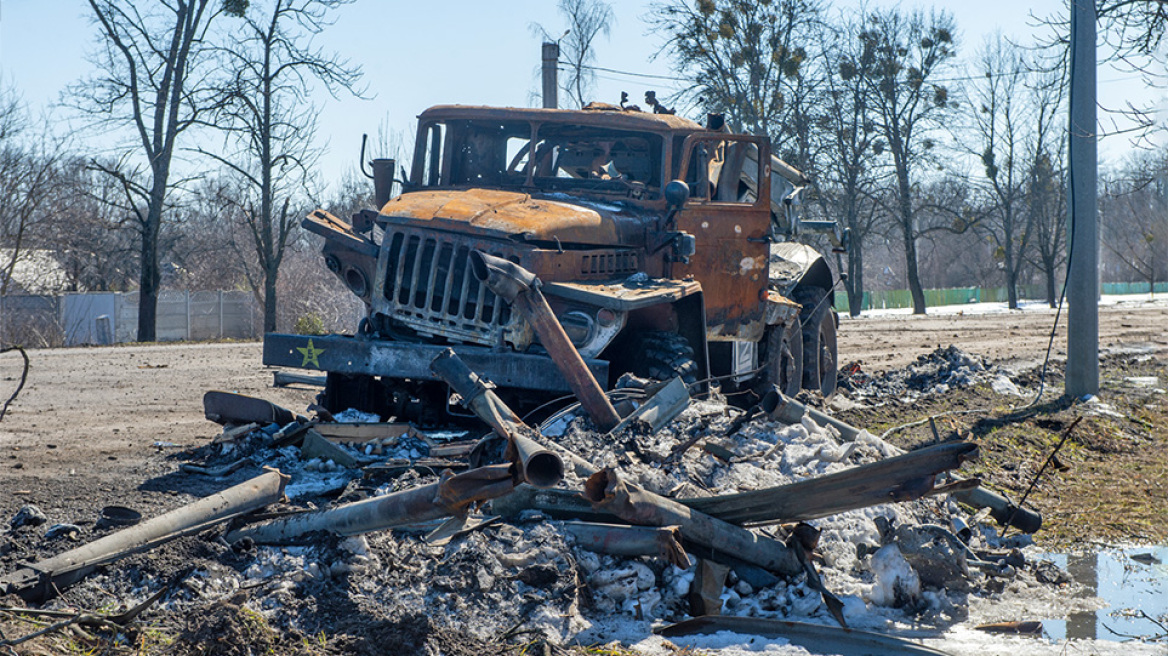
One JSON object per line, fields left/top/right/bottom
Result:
{"left": 0, "top": 298, "right": 1164, "bottom": 525}
{"left": 838, "top": 297, "right": 1168, "bottom": 371}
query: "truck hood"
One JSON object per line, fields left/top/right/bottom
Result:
{"left": 378, "top": 188, "right": 648, "bottom": 247}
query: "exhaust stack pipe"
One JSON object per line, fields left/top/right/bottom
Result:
{"left": 372, "top": 158, "right": 395, "bottom": 208}
{"left": 469, "top": 251, "right": 621, "bottom": 432}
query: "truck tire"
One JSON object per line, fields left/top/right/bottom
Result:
{"left": 795, "top": 287, "right": 838, "bottom": 398}
{"left": 762, "top": 320, "right": 803, "bottom": 398}
{"left": 628, "top": 331, "right": 699, "bottom": 385}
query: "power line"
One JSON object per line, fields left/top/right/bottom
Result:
{"left": 572, "top": 61, "right": 1148, "bottom": 89}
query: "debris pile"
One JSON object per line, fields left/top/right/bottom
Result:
{"left": 840, "top": 346, "right": 997, "bottom": 401}
{"left": 0, "top": 345, "right": 1079, "bottom": 654}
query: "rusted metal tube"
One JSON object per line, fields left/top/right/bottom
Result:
{"left": 761, "top": 385, "right": 1042, "bottom": 534}
{"left": 431, "top": 348, "right": 565, "bottom": 488}
{"left": 507, "top": 432, "right": 565, "bottom": 489}
{"left": 582, "top": 468, "right": 801, "bottom": 576}
{"left": 1, "top": 470, "right": 288, "bottom": 602}
{"left": 563, "top": 522, "right": 691, "bottom": 568}
{"left": 496, "top": 441, "right": 977, "bottom": 527}
{"left": 761, "top": 386, "right": 860, "bottom": 440}
{"left": 469, "top": 251, "right": 621, "bottom": 432}
{"left": 226, "top": 464, "right": 515, "bottom": 545}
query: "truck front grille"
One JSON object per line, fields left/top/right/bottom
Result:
{"left": 382, "top": 229, "right": 514, "bottom": 345}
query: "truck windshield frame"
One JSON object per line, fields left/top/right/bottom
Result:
{"left": 412, "top": 118, "right": 666, "bottom": 201}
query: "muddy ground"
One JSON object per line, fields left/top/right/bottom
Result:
{"left": 0, "top": 298, "right": 1164, "bottom": 653}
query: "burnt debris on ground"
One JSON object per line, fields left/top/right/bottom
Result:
{"left": 0, "top": 345, "right": 1100, "bottom": 655}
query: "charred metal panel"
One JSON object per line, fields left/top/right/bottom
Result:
{"left": 542, "top": 278, "right": 700, "bottom": 312}
{"left": 262, "top": 333, "right": 607, "bottom": 393}
{"left": 672, "top": 134, "right": 771, "bottom": 343}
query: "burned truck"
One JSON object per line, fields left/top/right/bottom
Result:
{"left": 264, "top": 103, "right": 845, "bottom": 422}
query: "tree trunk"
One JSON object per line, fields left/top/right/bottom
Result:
{"left": 904, "top": 228, "right": 926, "bottom": 314}
{"left": 1043, "top": 253, "right": 1057, "bottom": 308}
{"left": 847, "top": 240, "right": 864, "bottom": 317}
{"left": 1004, "top": 242, "right": 1019, "bottom": 310}
{"left": 137, "top": 186, "right": 165, "bottom": 342}
{"left": 263, "top": 266, "right": 278, "bottom": 333}
{"left": 893, "top": 153, "right": 926, "bottom": 315}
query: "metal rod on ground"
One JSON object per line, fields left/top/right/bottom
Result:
{"left": 1002, "top": 416, "right": 1082, "bottom": 534}
{"left": 760, "top": 385, "right": 1043, "bottom": 534}
{"left": 1, "top": 470, "right": 288, "bottom": 602}
{"left": 226, "top": 464, "right": 517, "bottom": 545}
{"left": 470, "top": 251, "right": 621, "bottom": 432}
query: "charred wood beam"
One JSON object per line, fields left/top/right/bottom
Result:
{"left": 683, "top": 441, "right": 978, "bottom": 525}
{"left": 492, "top": 441, "right": 977, "bottom": 527}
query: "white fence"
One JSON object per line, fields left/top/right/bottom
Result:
{"left": 1, "top": 291, "right": 257, "bottom": 347}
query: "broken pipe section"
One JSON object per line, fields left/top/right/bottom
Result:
{"left": 762, "top": 386, "right": 1042, "bottom": 534}
{"left": 582, "top": 468, "right": 801, "bottom": 577}
{"left": 470, "top": 251, "right": 621, "bottom": 432}
{"left": 1, "top": 470, "right": 288, "bottom": 602}
{"left": 431, "top": 348, "right": 564, "bottom": 488}
{"left": 227, "top": 464, "right": 518, "bottom": 545}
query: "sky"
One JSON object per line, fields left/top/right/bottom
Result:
{"left": 0, "top": 0, "right": 1164, "bottom": 194}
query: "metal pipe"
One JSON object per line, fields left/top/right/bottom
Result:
{"left": 761, "top": 385, "right": 1043, "bottom": 534}
{"left": 562, "top": 522, "right": 691, "bottom": 568}
{"left": 469, "top": 251, "right": 621, "bottom": 432}
{"left": 431, "top": 348, "right": 565, "bottom": 488}
{"left": 494, "top": 442, "right": 976, "bottom": 527}
{"left": 582, "top": 468, "right": 801, "bottom": 576}
{"left": 507, "top": 432, "right": 564, "bottom": 489}
{"left": 1, "top": 470, "right": 288, "bottom": 602}
{"left": 226, "top": 464, "right": 515, "bottom": 545}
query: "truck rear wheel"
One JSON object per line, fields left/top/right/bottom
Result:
{"left": 628, "top": 331, "right": 699, "bottom": 385}
{"left": 762, "top": 320, "right": 803, "bottom": 398}
{"left": 795, "top": 287, "right": 838, "bottom": 398}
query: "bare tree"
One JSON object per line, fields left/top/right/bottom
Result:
{"left": 1020, "top": 59, "right": 1067, "bottom": 308}
{"left": 73, "top": 0, "right": 237, "bottom": 341}
{"left": 966, "top": 35, "right": 1038, "bottom": 309}
{"left": 1101, "top": 152, "right": 1168, "bottom": 294}
{"left": 648, "top": 0, "right": 823, "bottom": 148}
{"left": 0, "top": 85, "right": 64, "bottom": 296}
{"left": 862, "top": 8, "right": 959, "bottom": 314}
{"left": 534, "top": 0, "right": 615, "bottom": 109}
{"left": 53, "top": 158, "right": 140, "bottom": 292}
{"left": 817, "top": 11, "right": 884, "bottom": 316}
{"left": 201, "top": 0, "right": 362, "bottom": 332}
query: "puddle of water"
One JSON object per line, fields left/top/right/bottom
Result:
{"left": 1041, "top": 546, "right": 1168, "bottom": 642}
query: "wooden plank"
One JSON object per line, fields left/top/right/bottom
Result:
{"left": 313, "top": 423, "right": 413, "bottom": 443}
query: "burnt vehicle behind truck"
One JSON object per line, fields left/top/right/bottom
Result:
{"left": 264, "top": 103, "right": 844, "bottom": 423}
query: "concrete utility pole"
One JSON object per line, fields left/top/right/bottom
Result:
{"left": 1066, "top": 0, "right": 1099, "bottom": 397}
{"left": 542, "top": 42, "right": 559, "bottom": 109}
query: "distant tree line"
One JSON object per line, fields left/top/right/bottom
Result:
{"left": 648, "top": 0, "right": 1167, "bottom": 314}
{"left": 0, "top": 0, "right": 1165, "bottom": 345}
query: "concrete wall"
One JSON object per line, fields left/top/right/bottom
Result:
{"left": 0, "top": 291, "right": 257, "bottom": 346}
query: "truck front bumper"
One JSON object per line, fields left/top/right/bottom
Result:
{"left": 263, "top": 333, "right": 609, "bottom": 393}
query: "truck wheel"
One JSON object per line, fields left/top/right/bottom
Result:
{"left": 795, "top": 287, "right": 838, "bottom": 398}
{"left": 762, "top": 320, "right": 803, "bottom": 398}
{"left": 629, "top": 331, "right": 699, "bottom": 385}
